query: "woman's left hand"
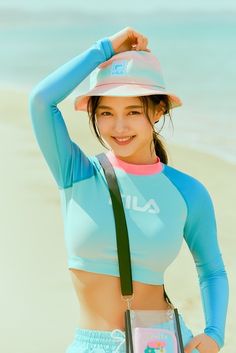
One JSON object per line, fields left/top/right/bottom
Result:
{"left": 184, "top": 333, "right": 220, "bottom": 353}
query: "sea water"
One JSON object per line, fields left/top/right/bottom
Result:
{"left": 0, "top": 8, "right": 235, "bottom": 163}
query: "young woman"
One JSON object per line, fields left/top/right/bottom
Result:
{"left": 29, "top": 27, "right": 228, "bottom": 353}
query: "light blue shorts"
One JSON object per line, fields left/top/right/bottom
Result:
{"left": 65, "top": 314, "right": 199, "bottom": 353}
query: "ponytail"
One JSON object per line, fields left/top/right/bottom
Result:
{"left": 153, "top": 133, "right": 169, "bottom": 164}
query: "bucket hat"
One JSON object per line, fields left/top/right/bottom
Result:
{"left": 74, "top": 50, "right": 182, "bottom": 111}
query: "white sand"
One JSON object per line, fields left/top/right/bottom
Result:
{"left": 0, "top": 89, "right": 234, "bottom": 352}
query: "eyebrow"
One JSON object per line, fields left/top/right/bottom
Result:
{"left": 97, "top": 105, "right": 143, "bottom": 110}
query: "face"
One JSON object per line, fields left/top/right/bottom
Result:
{"left": 95, "top": 96, "right": 163, "bottom": 164}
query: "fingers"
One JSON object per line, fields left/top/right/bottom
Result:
{"left": 185, "top": 333, "right": 220, "bottom": 353}
{"left": 136, "top": 36, "right": 148, "bottom": 51}
{"left": 133, "top": 36, "right": 151, "bottom": 52}
{"left": 184, "top": 336, "right": 200, "bottom": 353}
{"left": 108, "top": 26, "right": 151, "bottom": 54}
{"left": 127, "top": 28, "right": 150, "bottom": 52}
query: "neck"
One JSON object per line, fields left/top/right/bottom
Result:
{"left": 108, "top": 151, "right": 158, "bottom": 166}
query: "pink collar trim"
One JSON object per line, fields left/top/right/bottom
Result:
{"left": 105, "top": 150, "right": 163, "bottom": 175}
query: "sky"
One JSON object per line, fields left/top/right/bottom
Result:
{"left": 1, "top": 0, "right": 236, "bottom": 12}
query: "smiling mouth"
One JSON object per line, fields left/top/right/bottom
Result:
{"left": 112, "top": 136, "right": 136, "bottom": 145}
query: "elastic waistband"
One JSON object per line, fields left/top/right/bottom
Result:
{"left": 74, "top": 327, "right": 126, "bottom": 349}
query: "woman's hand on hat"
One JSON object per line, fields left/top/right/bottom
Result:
{"left": 108, "top": 27, "right": 151, "bottom": 54}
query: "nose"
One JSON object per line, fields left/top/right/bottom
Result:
{"left": 113, "top": 116, "right": 129, "bottom": 134}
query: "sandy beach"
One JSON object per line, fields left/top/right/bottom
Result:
{"left": 0, "top": 88, "right": 234, "bottom": 353}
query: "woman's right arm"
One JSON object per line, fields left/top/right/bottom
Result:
{"left": 29, "top": 37, "right": 114, "bottom": 189}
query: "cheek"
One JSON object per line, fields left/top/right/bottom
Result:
{"left": 135, "top": 118, "right": 153, "bottom": 135}
{"left": 96, "top": 119, "right": 111, "bottom": 137}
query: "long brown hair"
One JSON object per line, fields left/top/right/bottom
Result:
{"left": 86, "top": 94, "right": 173, "bottom": 164}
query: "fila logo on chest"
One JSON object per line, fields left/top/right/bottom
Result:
{"left": 109, "top": 194, "right": 160, "bottom": 214}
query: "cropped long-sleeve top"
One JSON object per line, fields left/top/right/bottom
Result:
{"left": 28, "top": 37, "right": 229, "bottom": 349}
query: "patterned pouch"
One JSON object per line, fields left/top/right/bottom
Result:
{"left": 125, "top": 308, "right": 184, "bottom": 353}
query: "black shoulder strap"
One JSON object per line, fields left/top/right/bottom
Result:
{"left": 96, "top": 152, "right": 133, "bottom": 296}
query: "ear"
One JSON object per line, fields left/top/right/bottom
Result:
{"left": 152, "top": 101, "right": 166, "bottom": 123}
{"left": 152, "top": 109, "right": 164, "bottom": 124}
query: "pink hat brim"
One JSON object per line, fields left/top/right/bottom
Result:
{"left": 74, "top": 83, "right": 182, "bottom": 111}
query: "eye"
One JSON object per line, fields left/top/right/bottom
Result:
{"left": 129, "top": 111, "right": 141, "bottom": 115}
{"left": 100, "top": 111, "right": 111, "bottom": 116}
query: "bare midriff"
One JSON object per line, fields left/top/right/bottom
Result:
{"left": 69, "top": 268, "right": 170, "bottom": 331}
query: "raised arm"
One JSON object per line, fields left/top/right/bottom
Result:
{"left": 29, "top": 37, "right": 114, "bottom": 189}
{"left": 183, "top": 179, "right": 229, "bottom": 350}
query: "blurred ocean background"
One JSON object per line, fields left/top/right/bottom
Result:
{"left": 0, "top": 0, "right": 236, "bottom": 163}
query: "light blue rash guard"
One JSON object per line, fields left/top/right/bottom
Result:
{"left": 29, "top": 37, "right": 229, "bottom": 349}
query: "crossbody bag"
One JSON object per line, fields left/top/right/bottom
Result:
{"left": 97, "top": 152, "right": 185, "bottom": 353}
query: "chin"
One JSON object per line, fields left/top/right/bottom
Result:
{"left": 111, "top": 147, "right": 135, "bottom": 157}
{"left": 106, "top": 138, "right": 141, "bottom": 159}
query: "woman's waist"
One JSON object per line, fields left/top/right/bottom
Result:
{"left": 69, "top": 269, "right": 170, "bottom": 330}
{"left": 69, "top": 268, "right": 168, "bottom": 306}
{"left": 76, "top": 297, "right": 171, "bottom": 331}
{"left": 76, "top": 300, "right": 171, "bottom": 332}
